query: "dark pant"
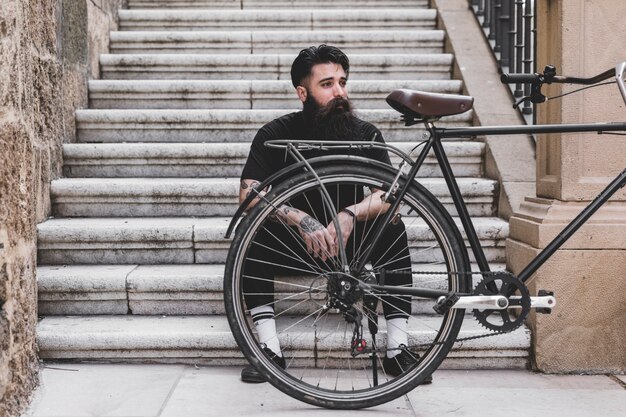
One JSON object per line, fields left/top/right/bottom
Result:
{"left": 242, "top": 217, "right": 412, "bottom": 319}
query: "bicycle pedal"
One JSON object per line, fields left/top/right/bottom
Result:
{"left": 535, "top": 290, "right": 555, "bottom": 314}
{"left": 433, "top": 293, "right": 460, "bottom": 315}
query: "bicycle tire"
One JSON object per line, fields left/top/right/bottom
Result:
{"left": 224, "top": 162, "right": 470, "bottom": 409}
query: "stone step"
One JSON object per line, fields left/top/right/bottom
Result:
{"left": 118, "top": 9, "right": 437, "bottom": 31}
{"left": 50, "top": 177, "right": 497, "bottom": 218}
{"left": 37, "top": 216, "right": 508, "bottom": 265}
{"left": 100, "top": 53, "right": 454, "bottom": 80}
{"left": 74, "top": 109, "right": 473, "bottom": 143}
{"left": 128, "top": 0, "right": 430, "bottom": 9}
{"left": 36, "top": 315, "right": 530, "bottom": 368}
{"left": 109, "top": 30, "right": 445, "bottom": 54}
{"left": 62, "top": 141, "right": 484, "bottom": 178}
{"left": 88, "top": 79, "right": 463, "bottom": 110}
{"left": 37, "top": 263, "right": 506, "bottom": 316}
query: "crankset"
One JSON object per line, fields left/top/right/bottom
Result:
{"left": 472, "top": 272, "right": 531, "bottom": 332}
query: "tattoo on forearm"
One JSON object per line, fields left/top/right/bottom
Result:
{"left": 245, "top": 181, "right": 261, "bottom": 199}
{"left": 240, "top": 180, "right": 248, "bottom": 190}
{"left": 299, "top": 216, "right": 323, "bottom": 233}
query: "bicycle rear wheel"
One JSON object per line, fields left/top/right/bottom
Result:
{"left": 224, "top": 163, "right": 471, "bottom": 409}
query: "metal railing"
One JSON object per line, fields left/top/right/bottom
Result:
{"left": 468, "top": 0, "right": 537, "bottom": 120}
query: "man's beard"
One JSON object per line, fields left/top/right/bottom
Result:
{"left": 303, "top": 94, "right": 356, "bottom": 140}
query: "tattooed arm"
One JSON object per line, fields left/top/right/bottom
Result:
{"left": 239, "top": 179, "right": 267, "bottom": 211}
{"left": 326, "top": 189, "right": 391, "bottom": 249}
{"left": 239, "top": 179, "right": 335, "bottom": 260}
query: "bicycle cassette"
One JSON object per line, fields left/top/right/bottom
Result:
{"left": 472, "top": 272, "right": 531, "bottom": 333}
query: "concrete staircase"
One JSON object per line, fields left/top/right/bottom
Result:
{"left": 36, "top": 0, "right": 530, "bottom": 367}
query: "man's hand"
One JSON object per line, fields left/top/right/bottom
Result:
{"left": 326, "top": 211, "right": 355, "bottom": 255}
{"left": 297, "top": 215, "right": 336, "bottom": 261}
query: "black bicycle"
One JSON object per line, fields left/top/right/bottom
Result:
{"left": 223, "top": 61, "right": 626, "bottom": 409}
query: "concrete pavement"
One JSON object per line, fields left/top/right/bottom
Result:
{"left": 23, "top": 365, "right": 626, "bottom": 417}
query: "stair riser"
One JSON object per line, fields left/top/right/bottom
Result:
{"left": 118, "top": 10, "right": 437, "bottom": 32}
{"left": 100, "top": 54, "right": 453, "bottom": 81}
{"left": 50, "top": 178, "right": 497, "bottom": 217}
{"left": 36, "top": 353, "right": 528, "bottom": 369}
{"left": 36, "top": 315, "right": 529, "bottom": 368}
{"left": 37, "top": 217, "right": 507, "bottom": 266}
{"left": 51, "top": 202, "right": 496, "bottom": 218}
{"left": 102, "top": 68, "right": 453, "bottom": 81}
{"left": 37, "top": 248, "right": 505, "bottom": 265}
{"left": 61, "top": 142, "right": 484, "bottom": 178}
{"left": 38, "top": 263, "right": 502, "bottom": 316}
{"left": 127, "top": 1, "right": 430, "bottom": 9}
{"left": 62, "top": 159, "right": 482, "bottom": 179}
{"left": 109, "top": 31, "right": 445, "bottom": 55}
{"left": 88, "top": 80, "right": 463, "bottom": 110}
{"left": 38, "top": 298, "right": 464, "bottom": 316}
{"left": 74, "top": 110, "right": 473, "bottom": 143}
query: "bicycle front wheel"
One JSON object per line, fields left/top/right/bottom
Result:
{"left": 224, "top": 163, "right": 470, "bottom": 409}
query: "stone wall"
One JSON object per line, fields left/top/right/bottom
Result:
{"left": 507, "top": 0, "right": 626, "bottom": 373}
{"left": 0, "top": 1, "right": 125, "bottom": 415}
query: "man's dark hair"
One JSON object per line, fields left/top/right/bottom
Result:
{"left": 290, "top": 45, "right": 350, "bottom": 88}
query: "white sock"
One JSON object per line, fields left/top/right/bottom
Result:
{"left": 250, "top": 305, "right": 282, "bottom": 357}
{"left": 386, "top": 317, "right": 408, "bottom": 358}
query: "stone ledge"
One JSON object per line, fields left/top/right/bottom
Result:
{"left": 127, "top": 0, "right": 430, "bottom": 8}
{"left": 37, "top": 216, "right": 508, "bottom": 264}
{"left": 50, "top": 177, "right": 498, "bottom": 217}
{"left": 74, "top": 108, "right": 474, "bottom": 143}
{"left": 109, "top": 30, "right": 446, "bottom": 54}
{"left": 118, "top": 9, "right": 437, "bottom": 31}
{"left": 62, "top": 141, "right": 484, "bottom": 178}
{"left": 100, "top": 53, "right": 454, "bottom": 80}
{"left": 37, "top": 315, "right": 530, "bottom": 368}
{"left": 508, "top": 197, "right": 626, "bottom": 249}
{"left": 88, "top": 79, "right": 463, "bottom": 110}
{"left": 38, "top": 263, "right": 505, "bottom": 316}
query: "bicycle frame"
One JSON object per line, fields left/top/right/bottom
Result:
{"left": 351, "top": 120, "right": 626, "bottom": 300}
{"left": 230, "top": 62, "right": 626, "bottom": 302}
{"left": 358, "top": 62, "right": 626, "bottom": 298}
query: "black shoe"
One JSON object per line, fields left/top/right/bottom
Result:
{"left": 241, "top": 347, "right": 286, "bottom": 383}
{"left": 382, "top": 345, "right": 433, "bottom": 384}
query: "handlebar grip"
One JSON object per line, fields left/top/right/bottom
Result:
{"left": 500, "top": 73, "right": 541, "bottom": 84}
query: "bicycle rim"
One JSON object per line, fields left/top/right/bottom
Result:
{"left": 224, "top": 165, "right": 470, "bottom": 409}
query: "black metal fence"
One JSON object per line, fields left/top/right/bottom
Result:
{"left": 468, "top": 0, "right": 537, "bottom": 119}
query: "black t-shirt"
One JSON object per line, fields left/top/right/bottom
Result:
{"left": 241, "top": 111, "right": 391, "bottom": 181}
{"left": 241, "top": 111, "right": 392, "bottom": 216}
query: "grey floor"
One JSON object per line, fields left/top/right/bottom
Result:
{"left": 23, "top": 364, "right": 626, "bottom": 417}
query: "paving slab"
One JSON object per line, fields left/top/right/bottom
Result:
{"left": 158, "top": 366, "right": 412, "bottom": 416}
{"left": 24, "top": 366, "right": 626, "bottom": 417}
{"left": 25, "top": 364, "right": 185, "bottom": 417}
{"left": 405, "top": 370, "right": 626, "bottom": 417}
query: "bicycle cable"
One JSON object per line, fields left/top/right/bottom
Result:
{"left": 546, "top": 81, "right": 616, "bottom": 101}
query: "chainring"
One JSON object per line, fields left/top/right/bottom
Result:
{"left": 472, "top": 272, "right": 531, "bottom": 332}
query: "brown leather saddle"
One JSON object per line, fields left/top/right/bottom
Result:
{"left": 386, "top": 89, "right": 474, "bottom": 120}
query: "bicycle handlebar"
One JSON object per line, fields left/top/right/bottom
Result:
{"left": 501, "top": 61, "right": 626, "bottom": 107}
{"left": 500, "top": 73, "right": 542, "bottom": 84}
{"left": 501, "top": 66, "right": 616, "bottom": 85}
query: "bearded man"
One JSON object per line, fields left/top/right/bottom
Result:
{"left": 238, "top": 45, "right": 429, "bottom": 384}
